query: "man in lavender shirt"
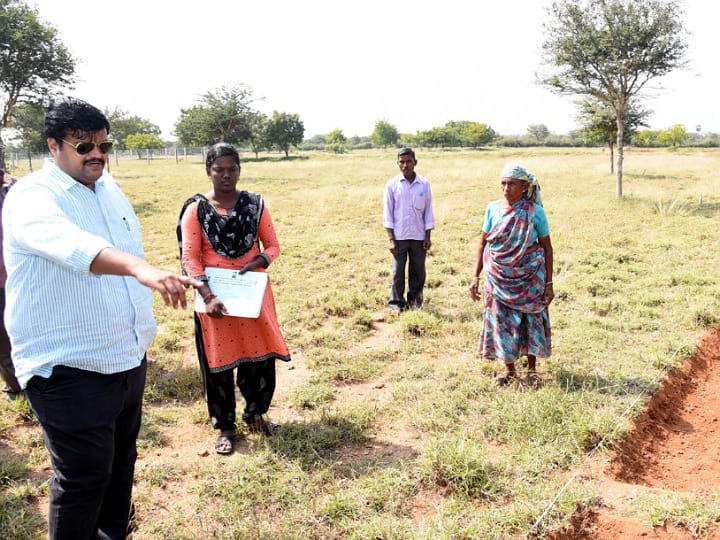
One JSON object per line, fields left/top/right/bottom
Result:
{"left": 382, "top": 148, "right": 435, "bottom": 312}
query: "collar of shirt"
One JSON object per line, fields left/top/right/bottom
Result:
{"left": 44, "top": 159, "right": 108, "bottom": 192}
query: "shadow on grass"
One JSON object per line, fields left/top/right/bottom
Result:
{"left": 242, "top": 155, "right": 309, "bottom": 163}
{"left": 694, "top": 202, "right": 720, "bottom": 218}
{"left": 137, "top": 419, "right": 169, "bottom": 450}
{"left": 624, "top": 172, "right": 681, "bottom": 181}
{"left": 264, "top": 418, "right": 410, "bottom": 472}
{"left": 555, "top": 369, "right": 650, "bottom": 397}
{"left": 0, "top": 437, "right": 46, "bottom": 538}
{"left": 131, "top": 201, "right": 159, "bottom": 218}
{"left": 144, "top": 361, "right": 202, "bottom": 404}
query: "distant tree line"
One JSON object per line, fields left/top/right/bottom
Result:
{"left": 1, "top": 0, "right": 710, "bottom": 180}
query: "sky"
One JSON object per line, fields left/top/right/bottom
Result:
{"left": 26, "top": 0, "right": 718, "bottom": 140}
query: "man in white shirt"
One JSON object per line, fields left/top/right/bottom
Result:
{"left": 3, "top": 97, "right": 199, "bottom": 540}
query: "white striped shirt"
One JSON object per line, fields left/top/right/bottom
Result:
{"left": 2, "top": 161, "right": 157, "bottom": 388}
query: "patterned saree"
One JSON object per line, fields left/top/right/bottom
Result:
{"left": 480, "top": 199, "right": 551, "bottom": 363}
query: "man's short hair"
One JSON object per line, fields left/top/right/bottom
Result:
{"left": 45, "top": 97, "right": 110, "bottom": 143}
{"left": 397, "top": 147, "right": 416, "bottom": 160}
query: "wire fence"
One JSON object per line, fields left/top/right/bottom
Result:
{"left": 5, "top": 147, "right": 212, "bottom": 173}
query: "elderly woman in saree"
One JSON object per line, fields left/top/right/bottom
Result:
{"left": 178, "top": 143, "right": 291, "bottom": 454}
{"left": 469, "top": 163, "right": 554, "bottom": 387}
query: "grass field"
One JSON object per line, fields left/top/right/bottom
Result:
{"left": 1, "top": 147, "right": 719, "bottom": 539}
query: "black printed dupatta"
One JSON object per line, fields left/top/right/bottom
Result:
{"left": 176, "top": 191, "right": 264, "bottom": 276}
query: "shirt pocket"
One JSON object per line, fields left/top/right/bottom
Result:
{"left": 116, "top": 213, "right": 144, "bottom": 256}
{"left": 413, "top": 192, "right": 426, "bottom": 211}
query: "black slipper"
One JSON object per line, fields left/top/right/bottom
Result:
{"left": 525, "top": 372, "right": 543, "bottom": 389}
{"left": 215, "top": 431, "right": 235, "bottom": 454}
{"left": 494, "top": 374, "right": 517, "bottom": 387}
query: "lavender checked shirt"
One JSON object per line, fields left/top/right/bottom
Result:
{"left": 382, "top": 173, "right": 435, "bottom": 241}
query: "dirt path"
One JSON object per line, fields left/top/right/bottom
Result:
{"left": 551, "top": 328, "right": 720, "bottom": 539}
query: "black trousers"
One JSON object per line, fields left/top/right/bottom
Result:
{"left": 389, "top": 239, "right": 427, "bottom": 310}
{"left": 0, "top": 288, "right": 21, "bottom": 393}
{"left": 194, "top": 313, "right": 276, "bottom": 432}
{"left": 25, "top": 360, "right": 147, "bottom": 540}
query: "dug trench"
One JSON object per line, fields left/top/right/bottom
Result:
{"left": 550, "top": 327, "right": 720, "bottom": 539}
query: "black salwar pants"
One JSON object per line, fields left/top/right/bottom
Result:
{"left": 194, "top": 313, "right": 276, "bottom": 432}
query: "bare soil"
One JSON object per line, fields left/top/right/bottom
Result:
{"left": 550, "top": 327, "right": 720, "bottom": 539}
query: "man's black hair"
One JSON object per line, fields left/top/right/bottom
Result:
{"left": 45, "top": 97, "right": 111, "bottom": 144}
{"left": 397, "top": 147, "right": 416, "bottom": 160}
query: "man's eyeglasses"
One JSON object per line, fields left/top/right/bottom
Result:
{"left": 60, "top": 139, "right": 114, "bottom": 155}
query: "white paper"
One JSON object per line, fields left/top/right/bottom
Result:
{"left": 195, "top": 268, "right": 268, "bottom": 318}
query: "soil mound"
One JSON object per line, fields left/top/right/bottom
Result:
{"left": 551, "top": 328, "right": 720, "bottom": 539}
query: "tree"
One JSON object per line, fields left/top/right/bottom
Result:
{"left": 370, "top": 119, "right": 399, "bottom": 150}
{"left": 400, "top": 133, "right": 417, "bottom": 148}
{"left": 265, "top": 111, "right": 304, "bottom": 157}
{"left": 174, "top": 84, "right": 258, "bottom": 147}
{"left": 439, "top": 123, "right": 461, "bottom": 147}
{"left": 9, "top": 101, "right": 45, "bottom": 170}
{"left": 577, "top": 98, "right": 649, "bottom": 172}
{"left": 632, "top": 129, "right": 659, "bottom": 147}
{"left": 527, "top": 124, "right": 550, "bottom": 143}
{"left": 324, "top": 129, "right": 347, "bottom": 154}
{"left": 174, "top": 105, "right": 212, "bottom": 147}
{"left": 541, "top": 0, "right": 688, "bottom": 197}
{"left": 125, "top": 133, "right": 165, "bottom": 159}
{"left": 246, "top": 111, "right": 269, "bottom": 158}
{"left": 416, "top": 126, "right": 454, "bottom": 148}
{"left": 307, "top": 134, "right": 326, "bottom": 145}
{"left": 0, "top": 0, "right": 76, "bottom": 168}
{"left": 443, "top": 121, "right": 469, "bottom": 145}
{"left": 657, "top": 124, "right": 688, "bottom": 148}
{"left": 105, "top": 108, "right": 161, "bottom": 150}
{"left": 461, "top": 123, "right": 496, "bottom": 148}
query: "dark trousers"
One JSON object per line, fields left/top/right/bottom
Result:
{"left": 0, "top": 288, "right": 21, "bottom": 393}
{"left": 25, "top": 360, "right": 147, "bottom": 540}
{"left": 194, "top": 313, "right": 276, "bottom": 432}
{"left": 389, "top": 239, "right": 427, "bottom": 310}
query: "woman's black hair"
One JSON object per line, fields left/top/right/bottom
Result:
{"left": 205, "top": 142, "right": 240, "bottom": 173}
{"left": 45, "top": 97, "right": 110, "bottom": 143}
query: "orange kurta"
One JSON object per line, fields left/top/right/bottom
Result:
{"left": 180, "top": 201, "right": 290, "bottom": 371}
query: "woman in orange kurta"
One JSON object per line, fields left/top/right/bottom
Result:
{"left": 179, "top": 143, "right": 290, "bottom": 454}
